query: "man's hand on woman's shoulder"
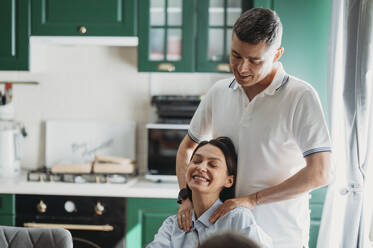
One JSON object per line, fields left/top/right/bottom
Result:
{"left": 177, "top": 198, "right": 193, "bottom": 232}
{"left": 209, "top": 194, "right": 257, "bottom": 224}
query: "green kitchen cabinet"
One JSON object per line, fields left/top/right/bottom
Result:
{"left": 0, "top": 194, "right": 15, "bottom": 226}
{"left": 138, "top": 0, "right": 265, "bottom": 72}
{"left": 138, "top": 0, "right": 195, "bottom": 72}
{"left": 31, "top": 0, "right": 136, "bottom": 36}
{"left": 0, "top": 0, "right": 30, "bottom": 71}
{"left": 126, "top": 198, "right": 178, "bottom": 248}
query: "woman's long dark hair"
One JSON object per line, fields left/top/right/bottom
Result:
{"left": 186, "top": 136, "right": 238, "bottom": 202}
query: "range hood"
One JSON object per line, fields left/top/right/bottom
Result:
{"left": 30, "top": 36, "right": 138, "bottom": 47}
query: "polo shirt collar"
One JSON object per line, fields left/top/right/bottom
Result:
{"left": 192, "top": 199, "right": 223, "bottom": 228}
{"left": 263, "top": 62, "right": 288, "bottom": 96}
{"left": 228, "top": 62, "right": 289, "bottom": 95}
{"left": 228, "top": 78, "right": 239, "bottom": 90}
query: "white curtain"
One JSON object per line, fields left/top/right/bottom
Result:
{"left": 317, "top": 0, "right": 373, "bottom": 247}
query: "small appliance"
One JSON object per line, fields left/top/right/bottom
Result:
{"left": 0, "top": 112, "right": 26, "bottom": 178}
{"left": 145, "top": 123, "right": 188, "bottom": 182}
{"left": 151, "top": 95, "right": 201, "bottom": 124}
{"left": 146, "top": 95, "right": 200, "bottom": 182}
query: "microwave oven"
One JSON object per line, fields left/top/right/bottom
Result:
{"left": 145, "top": 123, "right": 188, "bottom": 182}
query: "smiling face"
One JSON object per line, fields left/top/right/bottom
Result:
{"left": 230, "top": 33, "right": 282, "bottom": 89}
{"left": 186, "top": 144, "right": 234, "bottom": 197}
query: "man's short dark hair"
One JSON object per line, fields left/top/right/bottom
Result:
{"left": 233, "top": 8, "right": 282, "bottom": 47}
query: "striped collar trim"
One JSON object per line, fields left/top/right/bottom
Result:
{"left": 228, "top": 74, "right": 289, "bottom": 94}
{"left": 229, "top": 62, "right": 289, "bottom": 95}
{"left": 228, "top": 78, "right": 238, "bottom": 89}
{"left": 274, "top": 74, "right": 289, "bottom": 92}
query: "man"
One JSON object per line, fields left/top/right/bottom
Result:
{"left": 175, "top": 8, "right": 331, "bottom": 248}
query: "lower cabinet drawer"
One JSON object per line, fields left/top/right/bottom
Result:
{"left": 0, "top": 214, "right": 15, "bottom": 226}
{"left": 126, "top": 198, "right": 178, "bottom": 248}
{"left": 0, "top": 194, "right": 15, "bottom": 215}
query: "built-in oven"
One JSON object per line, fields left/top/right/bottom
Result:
{"left": 145, "top": 123, "right": 188, "bottom": 182}
{"left": 16, "top": 195, "right": 126, "bottom": 248}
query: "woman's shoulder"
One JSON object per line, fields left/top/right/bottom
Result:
{"left": 227, "top": 206, "right": 254, "bottom": 216}
{"left": 163, "top": 215, "right": 178, "bottom": 226}
{"left": 155, "top": 214, "right": 178, "bottom": 232}
{"left": 220, "top": 207, "right": 256, "bottom": 226}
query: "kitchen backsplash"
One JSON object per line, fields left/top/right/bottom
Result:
{"left": 0, "top": 44, "right": 230, "bottom": 172}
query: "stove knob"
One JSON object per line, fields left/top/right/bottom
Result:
{"left": 64, "top": 201, "right": 76, "bottom": 213}
{"left": 94, "top": 202, "right": 105, "bottom": 215}
{"left": 37, "top": 200, "right": 47, "bottom": 213}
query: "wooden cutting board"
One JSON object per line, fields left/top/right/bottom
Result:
{"left": 51, "top": 163, "right": 92, "bottom": 174}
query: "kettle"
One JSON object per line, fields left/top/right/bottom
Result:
{"left": 0, "top": 120, "right": 27, "bottom": 177}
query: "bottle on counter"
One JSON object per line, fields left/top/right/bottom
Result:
{"left": 5, "top": 83, "right": 13, "bottom": 104}
{"left": 0, "top": 83, "right": 14, "bottom": 120}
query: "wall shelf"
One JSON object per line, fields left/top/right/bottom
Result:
{"left": 30, "top": 36, "right": 138, "bottom": 47}
{"left": 0, "top": 82, "right": 39, "bottom": 85}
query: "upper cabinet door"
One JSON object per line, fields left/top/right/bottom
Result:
{"left": 138, "top": 0, "right": 195, "bottom": 72}
{"left": 0, "top": 0, "right": 29, "bottom": 71}
{"left": 196, "top": 0, "right": 253, "bottom": 73}
{"left": 31, "top": 0, "right": 136, "bottom": 36}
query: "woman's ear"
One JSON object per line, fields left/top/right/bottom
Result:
{"left": 224, "top": 175, "right": 234, "bottom": 188}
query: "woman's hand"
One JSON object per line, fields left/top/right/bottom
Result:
{"left": 177, "top": 198, "right": 193, "bottom": 232}
{"left": 209, "top": 194, "right": 257, "bottom": 224}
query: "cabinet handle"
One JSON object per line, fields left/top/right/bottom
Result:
{"left": 157, "top": 63, "right": 175, "bottom": 72}
{"left": 23, "top": 223, "right": 114, "bottom": 232}
{"left": 78, "top": 26, "right": 87, "bottom": 34}
{"left": 216, "top": 63, "right": 231, "bottom": 72}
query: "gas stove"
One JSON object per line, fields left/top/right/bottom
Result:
{"left": 27, "top": 167, "right": 132, "bottom": 184}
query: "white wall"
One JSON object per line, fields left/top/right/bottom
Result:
{"left": 0, "top": 44, "right": 230, "bottom": 172}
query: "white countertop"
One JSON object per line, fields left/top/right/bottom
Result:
{"left": 0, "top": 172, "right": 179, "bottom": 199}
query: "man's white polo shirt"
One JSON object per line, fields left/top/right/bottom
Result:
{"left": 188, "top": 63, "right": 331, "bottom": 248}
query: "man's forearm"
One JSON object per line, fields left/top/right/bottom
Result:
{"left": 256, "top": 152, "right": 331, "bottom": 205}
{"left": 176, "top": 135, "right": 198, "bottom": 189}
{"left": 176, "top": 149, "right": 190, "bottom": 189}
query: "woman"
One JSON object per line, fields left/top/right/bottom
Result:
{"left": 147, "top": 137, "right": 272, "bottom": 248}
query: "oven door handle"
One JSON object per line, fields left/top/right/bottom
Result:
{"left": 23, "top": 223, "right": 114, "bottom": 232}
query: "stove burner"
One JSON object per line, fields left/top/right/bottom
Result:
{"left": 27, "top": 167, "right": 131, "bottom": 184}
{"left": 107, "top": 174, "right": 127, "bottom": 184}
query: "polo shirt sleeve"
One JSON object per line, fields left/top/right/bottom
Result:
{"left": 188, "top": 88, "right": 214, "bottom": 143}
{"left": 292, "top": 88, "right": 332, "bottom": 157}
{"left": 146, "top": 216, "right": 174, "bottom": 248}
